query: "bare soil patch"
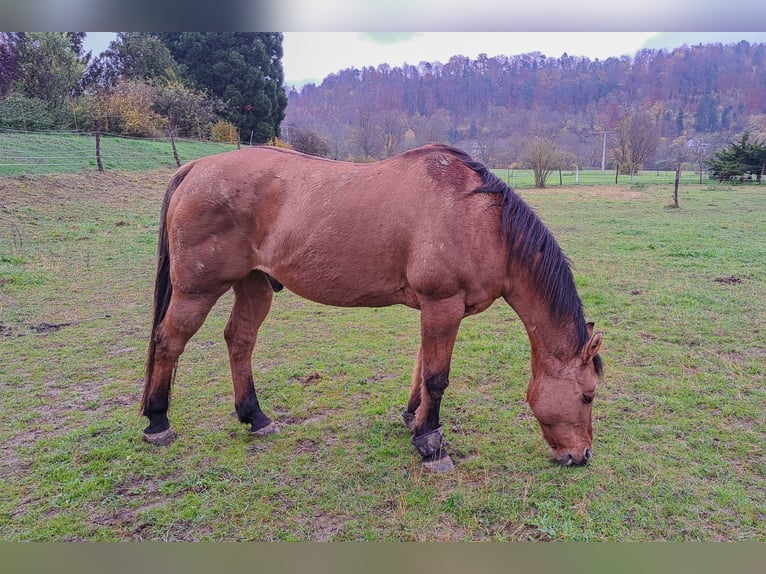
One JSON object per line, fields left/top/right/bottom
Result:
{"left": 539, "top": 185, "right": 649, "bottom": 200}
{"left": 714, "top": 275, "right": 743, "bottom": 285}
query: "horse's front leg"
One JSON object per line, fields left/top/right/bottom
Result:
{"left": 411, "top": 295, "right": 465, "bottom": 472}
{"left": 402, "top": 346, "right": 422, "bottom": 430}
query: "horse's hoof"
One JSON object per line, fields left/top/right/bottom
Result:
{"left": 251, "top": 422, "right": 279, "bottom": 436}
{"left": 143, "top": 427, "right": 177, "bottom": 446}
{"left": 422, "top": 455, "right": 455, "bottom": 473}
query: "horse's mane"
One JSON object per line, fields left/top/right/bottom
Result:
{"left": 435, "top": 145, "right": 598, "bottom": 365}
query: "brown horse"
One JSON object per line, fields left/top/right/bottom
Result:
{"left": 141, "top": 143, "right": 603, "bottom": 471}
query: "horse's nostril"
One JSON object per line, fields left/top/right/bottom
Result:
{"left": 584, "top": 448, "right": 592, "bottom": 461}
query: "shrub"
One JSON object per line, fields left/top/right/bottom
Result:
{"left": 0, "top": 91, "right": 56, "bottom": 130}
{"left": 211, "top": 120, "right": 239, "bottom": 143}
{"left": 98, "top": 80, "right": 163, "bottom": 137}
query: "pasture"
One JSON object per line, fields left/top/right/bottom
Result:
{"left": 1, "top": 165, "right": 764, "bottom": 541}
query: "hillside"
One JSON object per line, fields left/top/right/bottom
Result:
{"left": 284, "top": 42, "right": 766, "bottom": 167}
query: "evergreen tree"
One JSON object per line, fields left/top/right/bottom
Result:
{"left": 159, "top": 33, "right": 287, "bottom": 144}
{"left": 708, "top": 132, "right": 766, "bottom": 182}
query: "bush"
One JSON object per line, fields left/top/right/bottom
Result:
{"left": 98, "top": 80, "right": 164, "bottom": 137}
{"left": 266, "top": 136, "right": 292, "bottom": 149}
{"left": 0, "top": 91, "right": 56, "bottom": 130}
{"left": 211, "top": 120, "right": 239, "bottom": 143}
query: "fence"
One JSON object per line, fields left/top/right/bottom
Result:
{"left": 496, "top": 167, "right": 718, "bottom": 188}
{"left": 0, "top": 127, "right": 239, "bottom": 177}
{"left": 0, "top": 128, "right": 743, "bottom": 187}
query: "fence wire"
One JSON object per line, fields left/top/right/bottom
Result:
{"left": 0, "top": 128, "right": 238, "bottom": 176}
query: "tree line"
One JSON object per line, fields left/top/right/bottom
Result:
{"left": 284, "top": 41, "right": 766, "bottom": 184}
{"left": 0, "top": 32, "right": 287, "bottom": 144}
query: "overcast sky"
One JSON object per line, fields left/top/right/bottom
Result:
{"left": 82, "top": 31, "right": 766, "bottom": 90}
{"left": 281, "top": 32, "right": 657, "bottom": 88}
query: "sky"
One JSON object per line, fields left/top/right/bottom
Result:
{"left": 281, "top": 32, "right": 656, "bottom": 89}
{"left": 81, "top": 31, "right": 766, "bottom": 90}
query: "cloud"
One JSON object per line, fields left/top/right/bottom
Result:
{"left": 643, "top": 32, "right": 766, "bottom": 51}
{"left": 359, "top": 33, "right": 423, "bottom": 45}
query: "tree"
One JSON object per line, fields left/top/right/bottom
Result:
{"left": 354, "top": 106, "right": 380, "bottom": 159}
{"left": 12, "top": 33, "right": 88, "bottom": 113}
{"left": 523, "top": 136, "right": 562, "bottom": 188}
{"left": 159, "top": 33, "right": 287, "bottom": 144}
{"left": 379, "top": 110, "right": 404, "bottom": 157}
{"left": 610, "top": 110, "right": 659, "bottom": 176}
{"left": 287, "top": 126, "right": 331, "bottom": 157}
{"left": 473, "top": 126, "right": 498, "bottom": 167}
{"left": 153, "top": 81, "right": 223, "bottom": 140}
{"left": 686, "top": 137, "right": 710, "bottom": 184}
{"left": 708, "top": 132, "right": 766, "bottom": 182}
{"left": 83, "top": 32, "right": 179, "bottom": 89}
{"left": 0, "top": 33, "right": 20, "bottom": 97}
{"left": 668, "top": 136, "right": 692, "bottom": 207}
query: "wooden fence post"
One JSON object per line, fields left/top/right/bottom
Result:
{"left": 94, "top": 119, "right": 104, "bottom": 173}
{"left": 168, "top": 125, "right": 180, "bottom": 168}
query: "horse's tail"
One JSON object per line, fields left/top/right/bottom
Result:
{"left": 141, "top": 162, "right": 195, "bottom": 414}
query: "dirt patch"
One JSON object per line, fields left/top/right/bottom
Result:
{"left": 0, "top": 321, "right": 72, "bottom": 336}
{"left": 297, "top": 372, "right": 322, "bottom": 386}
{"left": 30, "top": 321, "right": 71, "bottom": 333}
{"left": 294, "top": 438, "right": 318, "bottom": 454}
{"left": 311, "top": 511, "right": 347, "bottom": 541}
{"left": 544, "top": 185, "right": 649, "bottom": 200}
{"left": 714, "top": 275, "right": 743, "bottom": 285}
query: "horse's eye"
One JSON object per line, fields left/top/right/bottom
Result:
{"left": 582, "top": 394, "right": 594, "bottom": 404}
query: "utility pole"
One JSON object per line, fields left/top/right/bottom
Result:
{"left": 600, "top": 130, "right": 612, "bottom": 171}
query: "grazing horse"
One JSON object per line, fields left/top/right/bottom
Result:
{"left": 141, "top": 143, "right": 603, "bottom": 471}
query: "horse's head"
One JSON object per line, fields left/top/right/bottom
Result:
{"left": 526, "top": 325, "right": 603, "bottom": 466}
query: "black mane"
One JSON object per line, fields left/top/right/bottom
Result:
{"left": 445, "top": 145, "right": 596, "bottom": 362}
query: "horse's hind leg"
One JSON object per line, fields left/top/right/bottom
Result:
{"left": 224, "top": 270, "right": 277, "bottom": 435}
{"left": 143, "top": 289, "right": 223, "bottom": 445}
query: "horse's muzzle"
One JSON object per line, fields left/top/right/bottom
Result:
{"left": 554, "top": 448, "right": 592, "bottom": 467}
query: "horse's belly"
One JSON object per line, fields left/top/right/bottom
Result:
{"left": 257, "top": 240, "right": 418, "bottom": 308}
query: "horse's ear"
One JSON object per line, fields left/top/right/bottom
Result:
{"left": 581, "top": 325, "right": 603, "bottom": 364}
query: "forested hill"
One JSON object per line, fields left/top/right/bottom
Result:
{"left": 284, "top": 41, "right": 766, "bottom": 167}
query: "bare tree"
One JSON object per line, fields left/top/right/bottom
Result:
{"left": 379, "top": 110, "right": 404, "bottom": 158}
{"left": 288, "top": 126, "right": 331, "bottom": 157}
{"left": 686, "top": 137, "right": 710, "bottom": 184}
{"left": 610, "top": 110, "right": 659, "bottom": 176}
{"left": 668, "top": 136, "right": 691, "bottom": 208}
{"left": 354, "top": 106, "right": 380, "bottom": 159}
{"left": 523, "top": 136, "right": 562, "bottom": 188}
{"left": 474, "top": 126, "right": 497, "bottom": 166}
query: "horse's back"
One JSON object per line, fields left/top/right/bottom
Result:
{"left": 167, "top": 146, "right": 507, "bottom": 308}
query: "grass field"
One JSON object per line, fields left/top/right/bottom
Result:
{"left": 0, "top": 130, "right": 238, "bottom": 176}
{"left": 1, "top": 165, "right": 764, "bottom": 540}
{"left": 0, "top": 129, "right": 723, "bottom": 188}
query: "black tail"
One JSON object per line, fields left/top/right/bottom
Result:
{"left": 141, "top": 162, "right": 195, "bottom": 413}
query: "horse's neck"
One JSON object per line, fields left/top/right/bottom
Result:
{"left": 504, "top": 282, "right": 577, "bottom": 373}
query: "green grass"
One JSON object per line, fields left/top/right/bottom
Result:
{"left": 493, "top": 167, "right": 715, "bottom": 188}
{"left": 0, "top": 170, "right": 764, "bottom": 540}
{"left": 1, "top": 130, "right": 723, "bottom": 188}
{"left": 0, "top": 130, "right": 238, "bottom": 176}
